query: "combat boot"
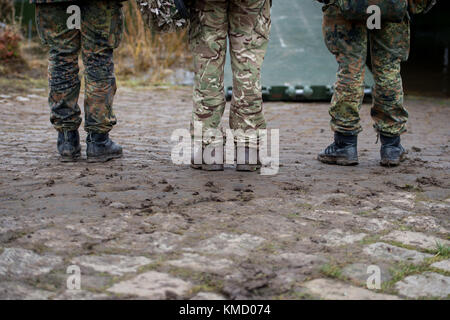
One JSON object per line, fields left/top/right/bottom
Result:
{"left": 191, "top": 144, "right": 224, "bottom": 171}
{"left": 380, "top": 134, "right": 406, "bottom": 167}
{"left": 236, "top": 146, "right": 261, "bottom": 172}
{"left": 57, "top": 130, "right": 81, "bottom": 162}
{"left": 318, "top": 132, "right": 358, "bottom": 165}
{"left": 86, "top": 132, "right": 123, "bottom": 163}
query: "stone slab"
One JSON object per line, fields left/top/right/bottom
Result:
{"left": 363, "top": 243, "right": 433, "bottom": 265}
{"left": 107, "top": 271, "right": 192, "bottom": 299}
{"left": 303, "top": 278, "right": 400, "bottom": 300}
{"left": 395, "top": 272, "right": 450, "bottom": 299}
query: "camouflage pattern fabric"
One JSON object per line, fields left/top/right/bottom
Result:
{"left": 0, "top": 0, "right": 14, "bottom": 23}
{"left": 336, "top": 0, "right": 407, "bottom": 22}
{"left": 31, "top": 0, "right": 75, "bottom": 3}
{"left": 408, "top": 0, "right": 437, "bottom": 14}
{"left": 30, "top": 1, "right": 127, "bottom": 3}
{"left": 322, "top": 3, "right": 410, "bottom": 137}
{"left": 34, "top": 1, "right": 124, "bottom": 134}
{"left": 136, "top": 0, "right": 190, "bottom": 33}
{"left": 189, "top": 0, "right": 271, "bottom": 148}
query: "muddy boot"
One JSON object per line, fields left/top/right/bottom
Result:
{"left": 318, "top": 132, "right": 358, "bottom": 166}
{"left": 86, "top": 132, "right": 123, "bottom": 163}
{"left": 236, "top": 146, "right": 261, "bottom": 172}
{"left": 57, "top": 130, "right": 81, "bottom": 162}
{"left": 190, "top": 144, "right": 224, "bottom": 171}
{"left": 380, "top": 134, "right": 406, "bottom": 167}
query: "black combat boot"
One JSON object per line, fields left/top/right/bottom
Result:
{"left": 236, "top": 146, "right": 261, "bottom": 172}
{"left": 57, "top": 130, "right": 81, "bottom": 162}
{"left": 380, "top": 134, "right": 406, "bottom": 167}
{"left": 191, "top": 144, "right": 224, "bottom": 171}
{"left": 86, "top": 132, "right": 123, "bottom": 163}
{"left": 318, "top": 132, "right": 358, "bottom": 165}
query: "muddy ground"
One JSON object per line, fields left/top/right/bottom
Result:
{"left": 0, "top": 87, "right": 449, "bottom": 300}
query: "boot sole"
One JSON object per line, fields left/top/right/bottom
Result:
{"left": 380, "top": 153, "right": 406, "bottom": 167}
{"left": 87, "top": 153, "right": 123, "bottom": 163}
{"left": 236, "top": 164, "right": 261, "bottom": 172}
{"left": 318, "top": 155, "right": 359, "bottom": 166}
{"left": 59, "top": 150, "right": 81, "bottom": 163}
{"left": 59, "top": 154, "right": 81, "bottom": 163}
{"left": 190, "top": 164, "right": 224, "bottom": 171}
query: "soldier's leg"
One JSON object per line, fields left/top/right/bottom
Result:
{"left": 370, "top": 20, "right": 410, "bottom": 166}
{"left": 323, "top": 5, "right": 367, "bottom": 135}
{"left": 318, "top": 5, "right": 367, "bottom": 165}
{"left": 189, "top": 0, "right": 229, "bottom": 146}
{"left": 80, "top": 1, "right": 124, "bottom": 162}
{"left": 228, "top": 0, "right": 270, "bottom": 149}
{"left": 35, "top": 3, "right": 82, "bottom": 132}
{"left": 35, "top": 3, "right": 82, "bottom": 161}
{"left": 80, "top": 0, "right": 123, "bottom": 134}
{"left": 370, "top": 21, "right": 410, "bottom": 137}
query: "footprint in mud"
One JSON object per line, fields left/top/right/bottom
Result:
{"left": 204, "top": 181, "right": 221, "bottom": 194}
{"left": 416, "top": 176, "right": 443, "bottom": 187}
{"left": 163, "top": 184, "right": 174, "bottom": 192}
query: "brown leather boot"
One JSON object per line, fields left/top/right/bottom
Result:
{"left": 235, "top": 146, "right": 261, "bottom": 172}
{"left": 190, "top": 144, "right": 224, "bottom": 171}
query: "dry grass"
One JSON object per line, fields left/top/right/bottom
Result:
{"left": 1, "top": 1, "right": 189, "bottom": 89}
{"left": 116, "top": 1, "right": 192, "bottom": 83}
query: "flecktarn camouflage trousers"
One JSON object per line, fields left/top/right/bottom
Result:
{"left": 189, "top": 0, "right": 271, "bottom": 147}
{"left": 323, "top": 3, "right": 410, "bottom": 137}
{"left": 35, "top": 1, "right": 124, "bottom": 133}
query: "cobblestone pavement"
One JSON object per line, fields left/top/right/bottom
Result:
{"left": 0, "top": 88, "right": 449, "bottom": 299}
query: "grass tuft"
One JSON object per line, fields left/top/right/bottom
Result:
{"left": 116, "top": 1, "right": 192, "bottom": 83}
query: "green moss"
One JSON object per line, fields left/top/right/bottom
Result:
{"left": 320, "top": 263, "right": 343, "bottom": 279}
{"left": 359, "top": 234, "right": 381, "bottom": 245}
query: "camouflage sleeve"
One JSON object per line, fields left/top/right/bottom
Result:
{"left": 30, "top": 0, "right": 127, "bottom": 3}
{"left": 30, "top": 0, "right": 74, "bottom": 3}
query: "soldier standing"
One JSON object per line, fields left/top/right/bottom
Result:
{"left": 189, "top": 0, "right": 271, "bottom": 171}
{"left": 32, "top": 0, "right": 124, "bottom": 162}
{"left": 317, "top": 0, "right": 410, "bottom": 167}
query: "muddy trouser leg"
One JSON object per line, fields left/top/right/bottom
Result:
{"left": 80, "top": 1, "right": 123, "bottom": 134}
{"left": 189, "top": 0, "right": 228, "bottom": 147}
{"left": 322, "top": 5, "right": 367, "bottom": 136}
{"left": 35, "top": 3, "right": 82, "bottom": 132}
{"left": 228, "top": 0, "right": 270, "bottom": 149}
{"left": 370, "top": 20, "right": 410, "bottom": 137}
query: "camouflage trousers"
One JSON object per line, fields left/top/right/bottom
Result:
{"left": 189, "top": 0, "right": 271, "bottom": 147}
{"left": 35, "top": 1, "right": 124, "bottom": 133}
{"left": 323, "top": 4, "right": 410, "bottom": 137}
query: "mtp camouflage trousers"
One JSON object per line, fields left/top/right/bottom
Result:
{"left": 189, "top": 0, "right": 271, "bottom": 147}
